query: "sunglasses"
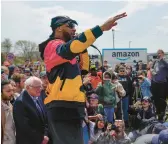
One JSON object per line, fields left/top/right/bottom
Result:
{"left": 119, "top": 70, "right": 125, "bottom": 72}
{"left": 142, "top": 100, "right": 149, "bottom": 103}
{"left": 65, "top": 21, "right": 76, "bottom": 29}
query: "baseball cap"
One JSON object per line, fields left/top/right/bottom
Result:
{"left": 152, "top": 129, "right": 168, "bottom": 144}
{"left": 50, "top": 16, "right": 78, "bottom": 29}
{"left": 153, "top": 123, "right": 167, "bottom": 134}
{"left": 89, "top": 93, "right": 98, "bottom": 100}
{"left": 40, "top": 71, "right": 47, "bottom": 78}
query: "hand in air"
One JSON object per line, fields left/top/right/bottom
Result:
{"left": 101, "top": 12, "right": 127, "bottom": 31}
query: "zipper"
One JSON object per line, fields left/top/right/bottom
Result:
{"left": 60, "top": 78, "right": 66, "bottom": 91}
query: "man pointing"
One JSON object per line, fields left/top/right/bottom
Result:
{"left": 39, "top": 12, "right": 127, "bottom": 144}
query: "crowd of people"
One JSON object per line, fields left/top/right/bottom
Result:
{"left": 1, "top": 13, "right": 168, "bottom": 144}
{"left": 1, "top": 49, "right": 168, "bottom": 144}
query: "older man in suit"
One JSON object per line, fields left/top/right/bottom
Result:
{"left": 13, "top": 76, "right": 49, "bottom": 144}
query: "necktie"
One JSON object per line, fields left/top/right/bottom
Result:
{"left": 34, "top": 98, "right": 43, "bottom": 119}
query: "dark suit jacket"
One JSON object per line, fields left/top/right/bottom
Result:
{"left": 13, "top": 90, "right": 48, "bottom": 144}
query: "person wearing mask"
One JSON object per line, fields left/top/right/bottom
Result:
{"left": 1, "top": 80, "right": 16, "bottom": 144}
{"left": 95, "top": 71, "right": 116, "bottom": 123}
{"left": 151, "top": 49, "right": 168, "bottom": 121}
{"left": 13, "top": 76, "right": 49, "bottom": 144}
{"left": 38, "top": 12, "right": 127, "bottom": 144}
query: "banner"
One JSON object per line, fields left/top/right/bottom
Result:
{"left": 102, "top": 48, "right": 147, "bottom": 68}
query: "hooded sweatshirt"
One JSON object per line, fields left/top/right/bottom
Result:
{"left": 95, "top": 73, "right": 117, "bottom": 107}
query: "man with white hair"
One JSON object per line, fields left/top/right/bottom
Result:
{"left": 13, "top": 76, "right": 49, "bottom": 144}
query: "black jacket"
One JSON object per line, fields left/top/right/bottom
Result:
{"left": 13, "top": 90, "right": 48, "bottom": 144}
{"left": 136, "top": 107, "right": 156, "bottom": 130}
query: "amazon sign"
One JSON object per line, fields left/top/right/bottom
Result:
{"left": 102, "top": 48, "right": 147, "bottom": 68}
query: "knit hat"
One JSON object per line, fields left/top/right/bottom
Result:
{"left": 50, "top": 16, "right": 78, "bottom": 30}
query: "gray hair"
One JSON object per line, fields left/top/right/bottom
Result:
{"left": 24, "top": 76, "right": 42, "bottom": 89}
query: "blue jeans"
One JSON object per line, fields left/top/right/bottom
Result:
{"left": 83, "top": 125, "right": 89, "bottom": 144}
{"left": 122, "top": 96, "right": 129, "bottom": 121}
{"left": 104, "top": 107, "right": 114, "bottom": 123}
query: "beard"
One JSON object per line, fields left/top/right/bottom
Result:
{"left": 2, "top": 94, "right": 13, "bottom": 101}
{"left": 63, "top": 31, "right": 72, "bottom": 42}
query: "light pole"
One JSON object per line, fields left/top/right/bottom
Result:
{"left": 129, "top": 41, "right": 132, "bottom": 48}
{"left": 112, "top": 29, "right": 115, "bottom": 49}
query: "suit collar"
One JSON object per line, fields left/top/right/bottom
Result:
{"left": 22, "top": 90, "right": 45, "bottom": 122}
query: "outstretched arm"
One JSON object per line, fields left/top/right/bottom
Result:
{"left": 56, "top": 12, "right": 127, "bottom": 60}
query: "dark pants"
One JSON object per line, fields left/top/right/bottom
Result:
{"left": 115, "top": 100, "right": 122, "bottom": 120}
{"left": 47, "top": 110, "right": 84, "bottom": 144}
{"left": 151, "top": 81, "right": 167, "bottom": 116}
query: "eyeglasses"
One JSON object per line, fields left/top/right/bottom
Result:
{"left": 29, "top": 85, "right": 42, "bottom": 89}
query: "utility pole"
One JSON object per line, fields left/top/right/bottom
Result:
{"left": 112, "top": 29, "right": 115, "bottom": 49}
{"left": 129, "top": 41, "right": 132, "bottom": 48}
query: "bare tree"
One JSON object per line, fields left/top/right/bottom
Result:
{"left": 15, "top": 40, "right": 37, "bottom": 60}
{"left": 1, "top": 38, "right": 12, "bottom": 53}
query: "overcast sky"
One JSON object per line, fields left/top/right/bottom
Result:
{"left": 1, "top": 1, "right": 168, "bottom": 54}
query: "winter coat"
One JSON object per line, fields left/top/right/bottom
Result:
{"left": 1, "top": 101, "right": 16, "bottom": 144}
{"left": 95, "top": 82, "right": 116, "bottom": 107}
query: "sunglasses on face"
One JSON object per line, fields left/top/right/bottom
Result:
{"left": 142, "top": 100, "right": 149, "bottom": 103}
{"left": 66, "top": 21, "right": 76, "bottom": 29}
{"left": 119, "top": 70, "right": 125, "bottom": 72}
